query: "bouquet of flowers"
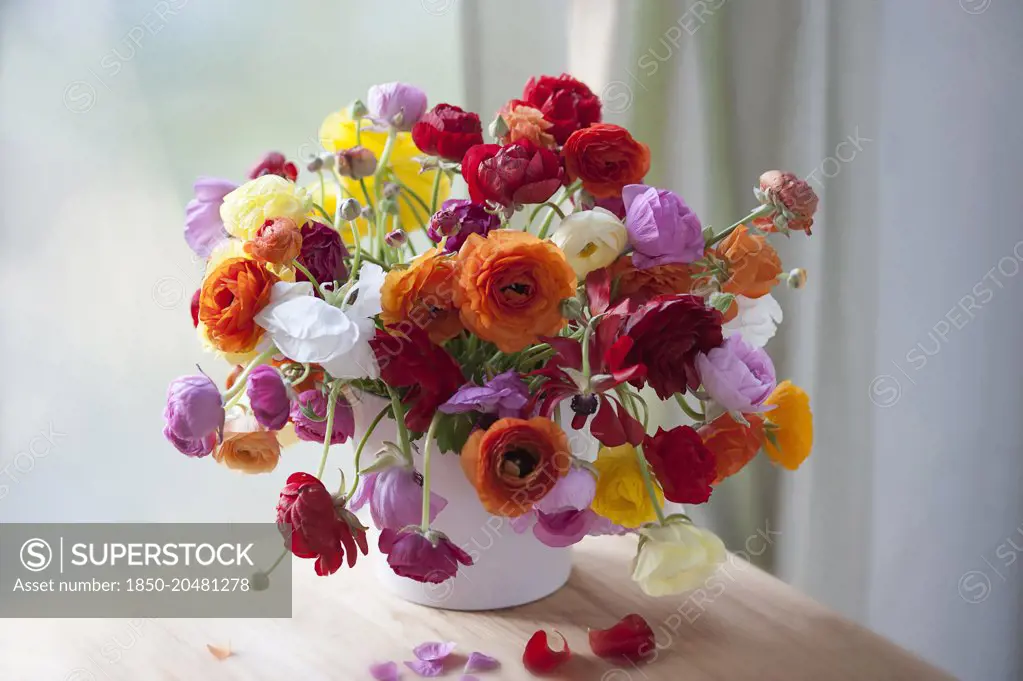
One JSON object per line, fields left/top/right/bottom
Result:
{"left": 164, "top": 74, "right": 817, "bottom": 598}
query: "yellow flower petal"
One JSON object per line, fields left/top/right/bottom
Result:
{"left": 591, "top": 444, "right": 663, "bottom": 528}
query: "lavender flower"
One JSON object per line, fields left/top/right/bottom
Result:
{"left": 695, "top": 335, "right": 777, "bottom": 413}
{"left": 184, "top": 177, "right": 237, "bottom": 257}
{"left": 367, "top": 82, "right": 428, "bottom": 131}
{"left": 622, "top": 183, "right": 703, "bottom": 268}
{"left": 439, "top": 370, "right": 529, "bottom": 419}
{"left": 427, "top": 199, "right": 501, "bottom": 253}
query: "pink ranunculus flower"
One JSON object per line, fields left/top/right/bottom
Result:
{"left": 245, "top": 365, "right": 291, "bottom": 431}
{"left": 695, "top": 335, "right": 777, "bottom": 413}
{"left": 622, "top": 184, "right": 704, "bottom": 269}
{"left": 509, "top": 466, "right": 606, "bottom": 548}
{"left": 378, "top": 527, "right": 473, "bottom": 583}
{"left": 290, "top": 390, "right": 355, "bottom": 444}
{"left": 162, "top": 373, "right": 225, "bottom": 457}
{"left": 349, "top": 466, "right": 448, "bottom": 531}
{"left": 184, "top": 177, "right": 238, "bottom": 258}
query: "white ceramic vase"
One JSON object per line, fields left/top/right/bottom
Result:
{"left": 350, "top": 393, "right": 573, "bottom": 611}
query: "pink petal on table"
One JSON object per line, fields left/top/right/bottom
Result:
{"left": 413, "top": 641, "right": 457, "bottom": 661}
{"left": 461, "top": 676, "right": 480, "bottom": 681}
{"left": 369, "top": 660, "right": 399, "bottom": 681}
{"left": 464, "top": 651, "right": 500, "bottom": 673}
{"left": 404, "top": 659, "right": 444, "bottom": 677}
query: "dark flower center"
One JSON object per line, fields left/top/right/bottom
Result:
{"left": 501, "top": 282, "right": 532, "bottom": 298}
{"left": 500, "top": 448, "right": 538, "bottom": 478}
{"left": 571, "top": 393, "right": 599, "bottom": 415}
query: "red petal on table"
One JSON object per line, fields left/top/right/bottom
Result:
{"left": 523, "top": 629, "right": 570, "bottom": 674}
{"left": 405, "top": 659, "right": 444, "bottom": 677}
{"left": 413, "top": 640, "right": 457, "bottom": 661}
{"left": 588, "top": 613, "right": 656, "bottom": 660}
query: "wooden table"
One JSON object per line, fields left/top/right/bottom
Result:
{"left": 0, "top": 536, "right": 953, "bottom": 680}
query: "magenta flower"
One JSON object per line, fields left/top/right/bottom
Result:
{"left": 367, "top": 82, "right": 428, "bottom": 131}
{"left": 184, "top": 177, "right": 237, "bottom": 258}
{"left": 290, "top": 390, "right": 355, "bottom": 444}
{"left": 163, "top": 374, "right": 224, "bottom": 457}
{"left": 510, "top": 467, "right": 605, "bottom": 548}
{"left": 248, "top": 151, "right": 298, "bottom": 182}
{"left": 439, "top": 370, "right": 529, "bottom": 419}
{"left": 622, "top": 183, "right": 703, "bottom": 268}
{"left": 427, "top": 199, "right": 500, "bottom": 253}
{"left": 378, "top": 527, "right": 473, "bottom": 583}
{"left": 348, "top": 466, "right": 448, "bottom": 531}
{"left": 695, "top": 335, "right": 777, "bottom": 413}
{"left": 245, "top": 365, "right": 290, "bottom": 430}
{"left": 297, "top": 221, "right": 348, "bottom": 288}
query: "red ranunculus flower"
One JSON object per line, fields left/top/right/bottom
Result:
{"left": 643, "top": 425, "right": 716, "bottom": 504}
{"left": 461, "top": 140, "right": 564, "bottom": 209}
{"left": 622, "top": 294, "right": 724, "bottom": 399}
{"left": 412, "top": 103, "right": 484, "bottom": 163}
{"left": 276, "top": 472, "right": 368, "bottom": 576}
{"left": 563, "top": 123, "right": 650, "bottom": 199}
{"left": 370, "top": 325, "right": 465, "bottom": 432}
{"left": 520, "top": 73, "right": 602, "bottom": 145}
{"left": 248, "top": 151, "right": 298, "bottom": 182}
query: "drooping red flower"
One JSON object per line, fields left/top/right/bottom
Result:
{"left": 530, "top": 310, "right": 646, "bottom": 448}
{"left": 520, "top": 73, "right": 602, "bottom": 144}
{"left": 378, "top": 527, "right": 473, "bottom": 583}
{"left": 370, "top": 325, "right": 465, "bottom": 432}
{"left": 276, "top": 472, "right": 368, "bottom": 576}
{"left": 461, "top": 140, "right": 564, "bottom": 209}
{"left": 622, "top": 294, "right": 724, "bottom": 399}
{"left": 412, "top": 103, "right": 484, "bottom": 163}
{"left": 644, "top": 425, "right": 716, "bottom": 504}
{"left": 248, "top": 151, "right": 298, "bottom": 182}
{"left": 588, "top": 614, "right": 656, "bottom": 661}
{"left": 522, "top": 629, "right": 571, "bottom": 674}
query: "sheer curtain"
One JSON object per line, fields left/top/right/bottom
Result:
{"left": 569, "top": 1, "right": 1023, "bottom": 680}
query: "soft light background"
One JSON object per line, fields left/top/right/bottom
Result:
{"left": 1, "top": 1, "right": 1020, "bottom": 680}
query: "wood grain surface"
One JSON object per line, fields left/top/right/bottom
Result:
{"left": 0, "top": 536, "right": 955, "bottom": 680}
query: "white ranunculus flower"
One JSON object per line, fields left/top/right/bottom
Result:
{"left": 549, "top": 207, "right": 628, "bottom": 278}
{"left": 722, "top": 294, "right": 783, "bottom": 348}
{"left": 631, "top": 521, "right": 727, "bottom": 597}
{"left": 254, "top": 263, "right": 385, "bottom": 380}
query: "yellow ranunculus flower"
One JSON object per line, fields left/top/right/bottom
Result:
{"left": 631, "top": 521, "right": 726, "bottom": 597}
{"left": 318, "top": 108, "right": 450, "bottom": 237}
{"left": 220, "top": 175, "right": 311, "bottom": 241}
{"left": 591, "top": 444, "right": 664, "bottom": 528}
{"left": 762, "top": 380, "right": 813, "bottom": 470}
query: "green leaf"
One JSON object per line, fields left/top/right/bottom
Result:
{"left": 764, "top": 429, "right": 781, "bottom": 452}
{"left": 709, "top": 292, "right": 736, "bottom": 314}
{"left": 434, "top": 413, "right": 476, "bottom": 454}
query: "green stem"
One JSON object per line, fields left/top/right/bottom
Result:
{"left": 420, "top": 413, "right": 442, "bottom": 532}
{"left": 373, "top": 129, "right": 398, "bottom": 259}
{"left": 538, "top": 201, "right": 566, "bottom": 220}
{"left": 386, "top": 386, "right": 413, "bottom": 464}
{"left": 222, "top": 347, "right": 277, "bottom": 402}
{"left": 389, "top": 177, "right": 433, "bottom": 217}
{"left": 536, "top": 182, "right": 580, "bottom": 240}
{"left": 705, "top": 204, "right": 774, "bottom": 248}
{"left": 318, "top": 170, "right": 326, "bottom": 212}
{"left": 675, "top": 393, "right": 706, "bottom": 422}
{"left": 315, "top": 387, "right": 339, "bottom": 479}
{"left": 430, "top": 169, "right": 443, "bottom": 214}
{"left": 312, "top": 203, "right": 334, "bottom": 223}
{"left": 292, "top": 260, "right": 323, "bottom": 294}
{"left": 616, "top": 387, "right": 666, "bottom": 526}
{"left": 356, "top": 252, "right": 389, "bottom": 269}
{"left": 263, "top": 547, "right": 289, "bottom": 576}
{"left": 346, "top": 404, "right": 392, "bottom": 497}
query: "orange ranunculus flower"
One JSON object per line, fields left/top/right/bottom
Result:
{"left": 762, "top": 381, "right": 813, "bottom": 470}
{"left": 455, "top": 231, "right": 576, "bottom": 352}
{"left": 563, "top": 123, "right": 651, "bottom": 199}
{"left": 498, "top": 103, "right": 557, "bottom": 149}
{"left": 381, "top": 248, "right": 462, "bottom": 344}
{"left": 243, "top": 216, "right": 303, "bottom": 265}
{"left": 198, "top": 257, "right": 279, "bottom": 354}
{"left": 716, "top": 226, "right": 782, "bottom": 299}
{"left": 698, "top": 413, "right": 765, "bottom": 484}
{"left": 461, "top": 417, "right": 572, "bottom": 516}
{"left": 608, "top": 255, "right": 696, "bottom": 305}
{"left": 213, "top": 411, "right": 281, "bottom": 474}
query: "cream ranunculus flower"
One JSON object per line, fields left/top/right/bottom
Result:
{"left": 631, "top": 520, "right": 727, "bottom": 597}
{"left": 220, "top": 175, "right": 312, "bottom": 241}
{"left": 549, "top": 207, "right": 628, "bottom": 278}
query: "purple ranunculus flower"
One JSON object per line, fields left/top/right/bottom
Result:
{"left": 184, "top": 177, "right": 238, "bottom": 258}
{"left": 163, "top": 374, "right": 224, "bottom": 457}
{"left": 427, "top": 199, "right": 501, "bottom": 253}
{"left": 290, "top": 390, "right": 355, "bottom": 444}
{"left": 297, "top": 221, "right": 348, "bottom": 288}
{"left": 510, "top": 466, "right": 604, "bottom": 548}
{"left": 695, "top": 335, "right": 777, "bottom": 413}
{"left": 378, "top": 527, "right": 473, "bottom": 583}
{"left": 245, "top": 365, "right": 291, "bottom": 431}
{"left": 367, "top": 82, "right": 428, "bottom": 131}
{"left": 439, "top": 370, "right": 529, "bottom": 419}
{"left": 622, "top": 183, "right": 704, "bottom": 269}
{"left": 349, "top": 466, "right": 448, "bottom": 531}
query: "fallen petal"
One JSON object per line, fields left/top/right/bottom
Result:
{"left": 206, "top": 643, "right": 232, "bottom": 660}
{"left": 405, "top": 659, "right": 444, "bottom": 677}
{"left": 461, "top": 676, "right": 480, "bottom": 681}
{"left": 413, "top": 640, "right": 457, "bottom": 661}
{"left": 523, "top": 629, "right": 570, "bottom": 674}
{"left": 369, "top": 660, "right": 400, "bottom": 681}
{"left": 588, "top": 613, "right": 656, "bottom": 660}
{"left": 464, "top": 651, "right": 500, "bottom": 673}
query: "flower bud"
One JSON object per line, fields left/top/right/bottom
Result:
{"left": 382, "top": 182, "right": 400, "bottom": 199}
{"left": 385, "top": 229, "right": 408, "bottom": 248}
{"left": 335, "top": 146, "right": 377, "bottom": 179}
{"left": 360, "top": 205, "right": 376, "bottom": 222}
{"left": 306, "top": 156, "right": 324, "bottom": 173}
{"left": 428, "top": 209, "right": 460, "bottom": 238}
{"left": 318, "top": 152, "right": 336, "bottom": 171}
{"left": 350, "top": 99, "right": 369, "bottom": 119}
{"left": 250, "top": 571, "right": 270, "bottom": 592}
{"left": 489, "top": 114, "right": 510, "bottom": 140}
{"left": 787, "top": 268, "right": 808, "bottom": 289}
{"left": 379, "top": 198, "right": 399, "bottom": 216}
{"left": 339, "top": 198, "right": 362, "bottom": 222}
{"left": 559, "top": 296, "right": 585, "bottom": 321}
